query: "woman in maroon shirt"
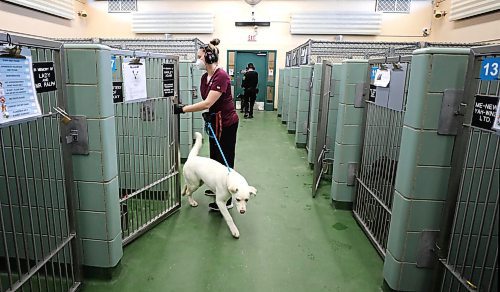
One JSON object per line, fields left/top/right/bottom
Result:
{"left": 174, "top": 39, "right": 239, "bottom": 211}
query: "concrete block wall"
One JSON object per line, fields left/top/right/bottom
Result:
{"left": 295, "top": 65, "right": 313, "bottom": 148}
{"left": 287, "top": 67, "right": 300, "bottom": 133}
{"left": 281, "top": 68, "right": 291, "bottom": 124}
{"left": 306, "top": 63, "right": 324, "bottom": 165}
{"left": 331, "top": 60, "right": 368, "bottom": 203}
{"left": 383, "top": 48, "right": 471, "bottom": 291}
{"left": 64, "top": 44, "right": 122, "bottom": 268}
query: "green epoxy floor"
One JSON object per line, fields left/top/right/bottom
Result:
{"left": 83, "top": 111, "right": 383, "bottom": 292}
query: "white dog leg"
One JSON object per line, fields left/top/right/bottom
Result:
{"left": 216, "top": 201, "right": 240, "bottom": 239}
{"left": 184, "top": 185, "right": 199, "bottom": 207}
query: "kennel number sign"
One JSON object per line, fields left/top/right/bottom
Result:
{"left": 471, "top": 95, "right": 498, "bottom": 131}
{"left": 162, "top": 63, "right": 175, "bottom": 97}
{"left": 480, "top": 58, "right": 500, "bottom": 81}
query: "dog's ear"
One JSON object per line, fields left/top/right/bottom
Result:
{"left": 228, "top": 186, "right": 239, "bottom": 194}
{"left": 249, "top": 186, "right": 257, "bottom": 197}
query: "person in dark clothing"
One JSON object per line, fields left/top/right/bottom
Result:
{"left": 174, "top": 38, "right": 238, "bottom": 211}
{"left": 241, "top": 63, "right": 259, "bottom": 119}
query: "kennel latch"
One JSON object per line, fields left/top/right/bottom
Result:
{"left": 63, "top": 116, "right": 89, "bottom": 155}
{"left": 438, "top": 89, "right": 465, "bottom": 136}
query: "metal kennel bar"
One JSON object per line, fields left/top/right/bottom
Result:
{"left": 111, "top": 50, "right": 181, "bottom": 246}
{"left": 436, "top": 45, "right": 499, "bottom": 292}
{"left": 285, "top": 40, "right": 481, "bottom": 67}
{"left": 0, "top": 32, "right": 81, "bottom": 291}
{"left": 352, "top": 56, "right": 412, "bottom": 257}
{"left": 285, "top": 40, "right": 421, "bottom": 67}
{"left": 312, "top": 61, "right": 333, "bottom": 197}
{"left": 56, "top": 38, "right": 204, "bottom": 61}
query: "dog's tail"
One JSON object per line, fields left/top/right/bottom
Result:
{"left": 188, "top": 132, "right": 203, "bottom": 159}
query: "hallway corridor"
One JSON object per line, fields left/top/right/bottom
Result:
{"left": 83, "top": 111, "right": 383, "bottom": 292}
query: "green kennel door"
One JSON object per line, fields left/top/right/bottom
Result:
{"left": 234, "top": 51, "right": 269, "bottom": 110}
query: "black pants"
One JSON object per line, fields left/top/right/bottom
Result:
{"left": 246, "top": 95, "right": 256, "bottom": 117}
{"left": 209, "top": 122, "right": 238, "bottom": 203}
{"left": 240, "top": 95, "right": 248, "bottom": 113}
{"left": 243, "top": 88, "right": 257, "bottom": 117}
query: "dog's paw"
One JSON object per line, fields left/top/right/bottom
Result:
{"left": 187, "top": 197, "right": 198, "bottom": 207}
{"left": 231, "top": 229, "right": 240, "bottom": 239}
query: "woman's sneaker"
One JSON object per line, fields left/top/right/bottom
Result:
{"left": 204, "top": 190, "right": 215, "bottom": 196}
{"left": 208, "top": 200, "right": 233, "bottom": 211}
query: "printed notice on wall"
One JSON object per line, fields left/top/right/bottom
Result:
{"left": 471, "top": 95, "right": 498, "bottom": 131}
{"left": 373, "top": 69, "right": 390, "bottom": 87}
{"left": 162, "top": 63, "right": 175, "bottom": 97}
{"left": 0, "top": 56, "right": 42, "bottom": 127}
{"left": 122, "top": 60, "right": 147, "bottom": 102}
{"left": 33, "top": 62, "right": 57, "bottom": 93}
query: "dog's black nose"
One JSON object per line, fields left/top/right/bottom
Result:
{"left": 240, "top": 210, "right": 245, "bottom": 214}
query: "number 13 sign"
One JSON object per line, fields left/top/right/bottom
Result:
{"left": 480, "top": 57, "right": 500, "bottom": 81}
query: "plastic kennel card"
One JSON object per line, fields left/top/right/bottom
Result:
{"left": 122, "top": 59, "right": 147, "bottom": 103}
{"left": 0, "top": 55, "right": 42, "bottom": 127}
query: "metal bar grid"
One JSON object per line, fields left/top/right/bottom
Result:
{"left": 0, "top": 33, "right": 81, "bottom": 292}
{"left": 353, "top": 102, "right": 405, "bottom": 256}
{"left": 55, "top": 38, "right": 204, "bottom": 61}
{"left": 438, "top": 46, "right": 499, "bottom": 292}
{"left": 111, "top": 51, "right": 181, "bottom": 246}
{"left": 285, "top": 39, "right": 483, "bottom": 67}
{"left": 352, "top": 57, "right": 411, "bottom": 257}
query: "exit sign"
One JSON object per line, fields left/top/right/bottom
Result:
{"left": 248, "top": 35, "right": 256, "bottom": 42}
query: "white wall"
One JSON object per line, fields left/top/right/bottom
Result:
{"left": 83, "top": 0, "right": 434, "bottom": 69}
{"left": 1, "top": 0, "right": 437, "bottom": 70}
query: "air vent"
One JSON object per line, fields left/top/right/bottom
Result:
{"left": 290, "top": 12, "right": 382, "bottom": 35}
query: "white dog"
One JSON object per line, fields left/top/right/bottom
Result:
{"left": 182, "top": 132, "right": 257, "bottom": 238}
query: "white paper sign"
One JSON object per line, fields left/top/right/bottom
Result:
{"left": 229, "top": 69, "right": 234, "bottom": 76}
{"left": 493, "top": 99, "right": 500, "bottom": 132}
{"left": 373, "top": 69, "right": 391, "bottom": 87}
{"left": 122, "top": 60, "right": 147, "bottom": 102}
{"left": 269, "top": 69, "right": 274, "bottom": 76}
{"left": 0, "top": 56, "right": 42, "bottom": 126}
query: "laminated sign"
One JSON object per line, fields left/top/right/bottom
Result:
{"left": 162, "top": 63, "right": 175, "bottom": 97}
{"left": 112, "top": 82, "right": 123, "bottom": 103}
{"left": 33, "top": 62, "right": 57, "bottom": 93}
{"left": 122, "top": 60, "right": 147, "bottom": 102}
{"left": 471, "top": 95, "right": 499, "bottom": 133}
{"left": 493, "top": 98, "right": 500, "bottom": 132}
{"left": 373, "top": 69, "right": 390, "bottom": 87}
{"left": 0, "top": 56, "right": 42, "bottom": 127}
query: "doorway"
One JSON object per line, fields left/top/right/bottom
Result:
{"left": 227, "top": 50, "right": 276, "bottom": 111}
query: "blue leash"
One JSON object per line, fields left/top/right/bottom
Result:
{"left": 205, "top": 121, "right": 232, "bottom": 173}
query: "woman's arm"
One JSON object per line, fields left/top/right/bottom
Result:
{"left": 182, "top": 90, "right": 222, "bottom": 113}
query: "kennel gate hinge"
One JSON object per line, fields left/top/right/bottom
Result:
{"left": 355, "top": 83, "right": 368, "bottom": 108}
{"left": 416, "top": 230, "right": 439, "bottom": 268}
{"left": 347, "top": 162, "right": 359, "bottom": 186}
{"left": 438, "top": 89, "right": 465, "bottom": 136}
{"left": 190, "top": 86, "right": 198, "bottom": 99}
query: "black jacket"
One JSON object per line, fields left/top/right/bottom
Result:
{"left": 242, "top": 70, "right": 258, "bottom": 89}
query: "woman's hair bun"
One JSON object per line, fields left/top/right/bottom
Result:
{"left": 210, "top": 38, "right": 220, "bottom": 46}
